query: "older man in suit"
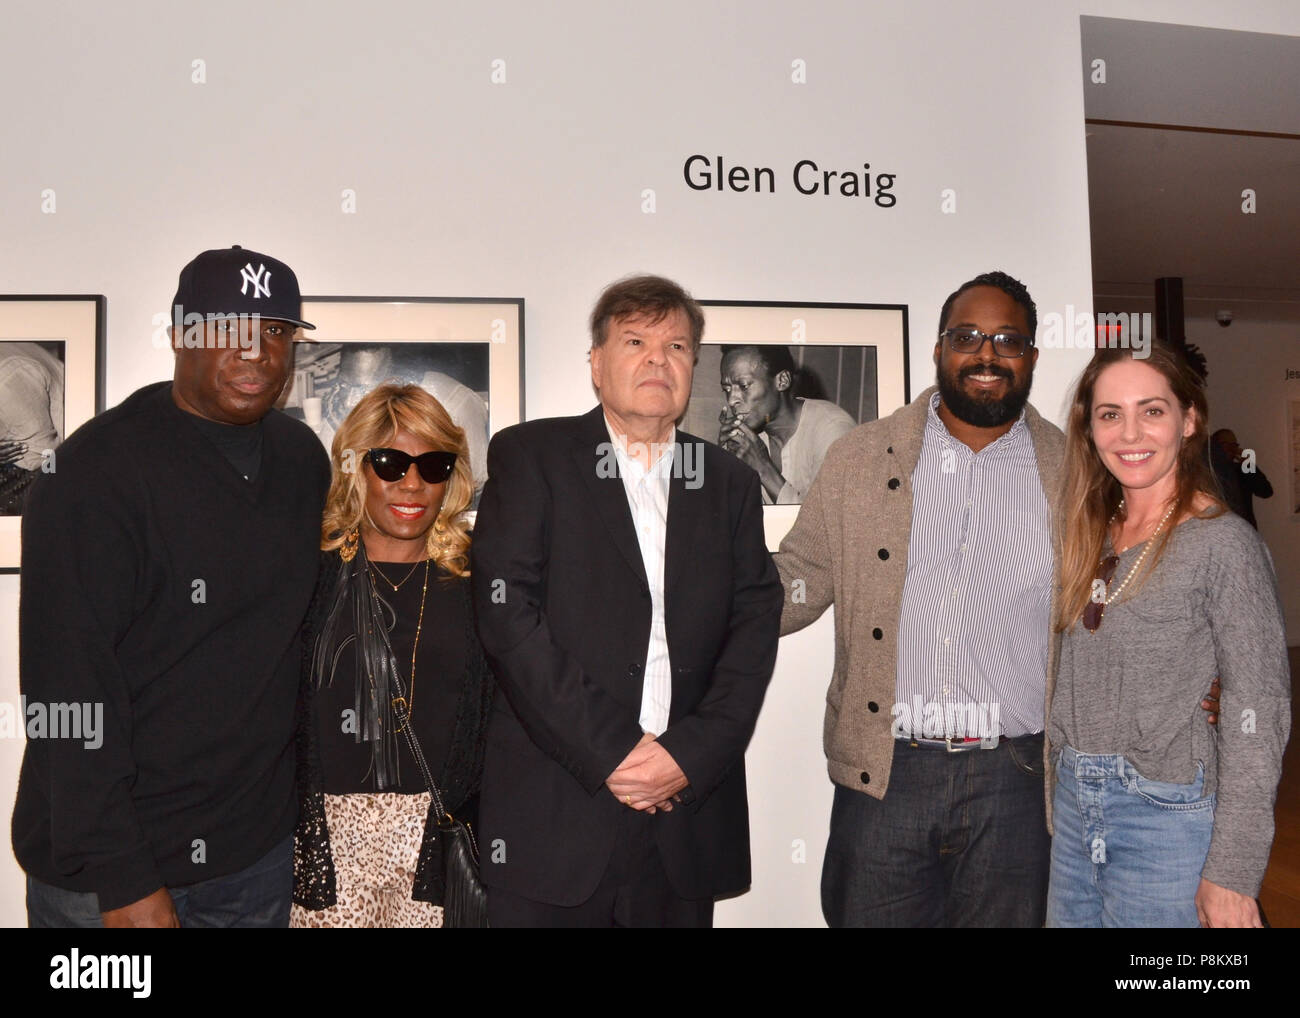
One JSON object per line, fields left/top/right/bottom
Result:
{"left": 472, "top": 274, "right": 783, "bottom": 927}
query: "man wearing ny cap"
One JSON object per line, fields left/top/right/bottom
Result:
{"left": 12, "top": 245, "right": 331, "bottom": 927}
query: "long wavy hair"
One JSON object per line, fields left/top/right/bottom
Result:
{"left": 320, "top": 383, "right": 474, "bottom": 577}
{"left": 1056, "top": 343, "right": 1224, "bottom": 632}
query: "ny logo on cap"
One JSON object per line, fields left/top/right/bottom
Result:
{"left": 239, "top": 262, "right": 272, "bottom": 299}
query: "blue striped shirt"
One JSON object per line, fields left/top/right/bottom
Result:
{"left": 894, "top": 393, "right": 1053, "bottom": 739}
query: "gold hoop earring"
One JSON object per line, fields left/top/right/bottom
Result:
{"left": 340, "top": 527, "right": 360, "bottom": 562}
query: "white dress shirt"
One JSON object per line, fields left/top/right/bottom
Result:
{"left": 604, "top": 414, "right": 676, "bottom": 736}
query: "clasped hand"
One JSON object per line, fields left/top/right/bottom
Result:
{"left": 606, "top": 733, "right": 688, "bottom": 813}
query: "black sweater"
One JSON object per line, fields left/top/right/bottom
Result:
{"left": 11, "top": 381, "right": 330, "bottom": 911}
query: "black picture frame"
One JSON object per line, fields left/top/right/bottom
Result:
{"left": 1, "top": 295, "right": 107, "bottom": 573}
{"left": 685, "top": 299, "right": 909, "bottom": 547}
{"left": 278, "top": 296, "right": 525, "bottom": 508}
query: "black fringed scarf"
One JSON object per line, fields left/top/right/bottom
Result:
{"left": 312, "top": 538, "right": 405, "bottom": 789}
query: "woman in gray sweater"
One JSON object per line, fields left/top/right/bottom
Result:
{"left": 1047, "top": 343, "right": 1290, "bottom": 928}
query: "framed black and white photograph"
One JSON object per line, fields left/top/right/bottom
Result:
{"left": 275, "top": 297, "right": 524, "bottom": 507}
{"left": 681, "top": 301, "right": 908, "bottom": 547}
{"left": 0, "top": 296, "right": 105, "bottom": 572}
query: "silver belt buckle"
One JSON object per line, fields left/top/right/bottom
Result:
{"left": 943, "top": 735, "right": 1000, "bottom": 752}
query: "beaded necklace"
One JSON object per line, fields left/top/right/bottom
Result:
{"left": 1100, "top": 498, "right": 1178, "bottom": 606}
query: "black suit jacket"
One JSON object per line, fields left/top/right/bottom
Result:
{"left": 471, "top": 406, "right": 783, "bottom": 906}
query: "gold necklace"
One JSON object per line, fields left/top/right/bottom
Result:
{"left": 391, "top": 558, "right": 430, "bottom": 733}
{"left": 369, "top": 558, "right": 421, "bottom": 592}
{"left": 1101, "top": 498, "right": 1178, "bottom": 606}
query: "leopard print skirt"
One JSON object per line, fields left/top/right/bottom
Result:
{"left": 290, "top": 791, "right": 444, "bottom": 929}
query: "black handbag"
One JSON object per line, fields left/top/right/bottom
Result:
{"left": 391, "top": 696, "right": 489, "bottom": 928}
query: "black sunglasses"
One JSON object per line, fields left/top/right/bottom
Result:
{"left": 364, "top": 448, "right": 457, "bottom": 484}
{"left": 1082, "top": 554, "right": 1120, "bottom": 632}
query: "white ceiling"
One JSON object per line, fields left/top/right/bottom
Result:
{"left": 1080, "top": 17, "right": 1300, "bottom": 321}
{"left": 1080, "top": 17, "right": 1300, "bottom": 132}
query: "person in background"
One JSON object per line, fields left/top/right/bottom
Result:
{"left": 1210, "top": 428, "right": 1273, "bottom": 528}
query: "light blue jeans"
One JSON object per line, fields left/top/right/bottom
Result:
{"left": 1046, "top": 745, "right": 1214, "bottom": 928}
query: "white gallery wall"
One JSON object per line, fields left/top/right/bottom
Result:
{"left": 1, "top": 0, "right": 1297, "bottom": 928}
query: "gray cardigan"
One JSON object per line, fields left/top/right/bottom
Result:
{"left": 775, "top": 386, "right": 1065, "bottom": 809}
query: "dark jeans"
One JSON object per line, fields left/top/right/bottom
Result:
{"left": 822, "top": 734, "right": 1050, "bottom": 927}
{"left": 487, "top": 808, "right": 714, "bottom": 928}
{"left": 27, "top": 832, "right": 294, "bottom": 928}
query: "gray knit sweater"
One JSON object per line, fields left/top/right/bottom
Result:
{"left": 1048, "top": 511, "right": 1292, "bottom": 897}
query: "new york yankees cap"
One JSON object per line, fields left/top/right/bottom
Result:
{"left": 171, "top": 245, "right": 315, "bottom": 329}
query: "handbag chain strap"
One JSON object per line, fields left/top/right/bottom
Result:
{"left": 381, "top": 574, "right": 479, "bottom": 862}
{"left": 389, "top": 677, "right": 449, "bottom": 821}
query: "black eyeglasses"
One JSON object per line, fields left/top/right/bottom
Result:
{"left": 940, "top": 327, "right": 1035, "bottom": 358}
{"left": 364, "top": 448, "right": 457, "bottom": 484}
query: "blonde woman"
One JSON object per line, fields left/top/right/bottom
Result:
{"left": 1047, "top": 343, "right": 1290, "bottom": 928}
{"left": 291, "top": 383, "right": 493, "bottom": 927}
